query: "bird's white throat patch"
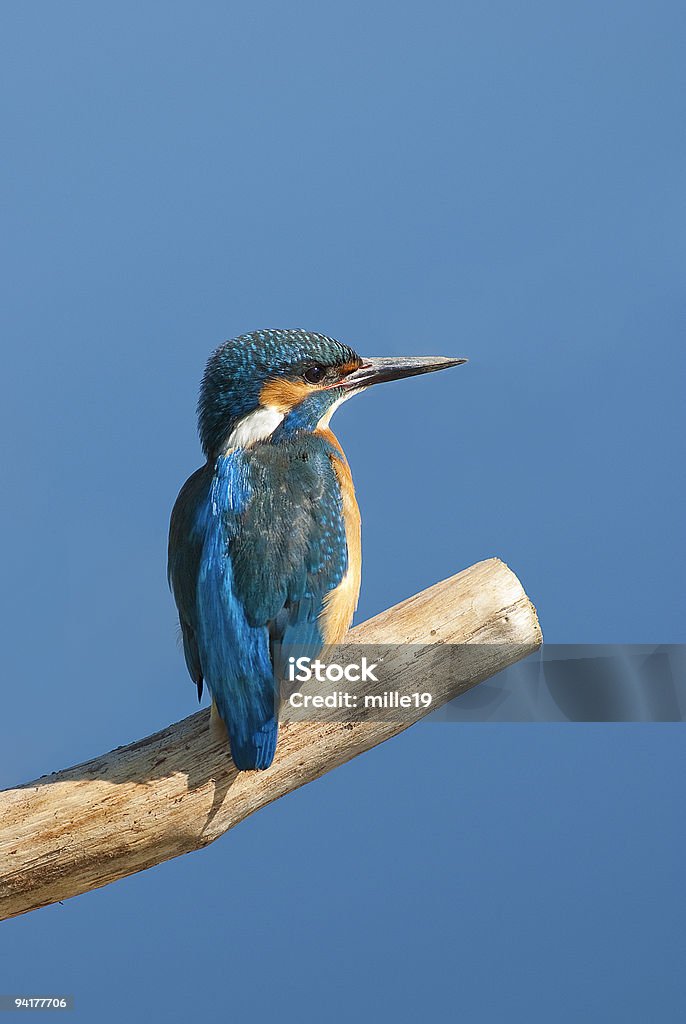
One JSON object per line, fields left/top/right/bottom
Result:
{"left": 224, "top": 390, "right": 362, "bottom": 451}
{"left": 316, "top": 390, "right": 358, "bottom": 429}
{"left": 224, "top": 406, "right": 284, "bottom": 450}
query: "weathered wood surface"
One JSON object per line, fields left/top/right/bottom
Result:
{"left": 0, "top": 557, "right": 541, "bottom": 920}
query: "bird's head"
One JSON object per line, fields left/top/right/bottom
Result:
{"left": 198, "top": 329, "right": 466, "bottom": 458}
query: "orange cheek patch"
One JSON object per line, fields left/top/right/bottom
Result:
{"left": 260, "top": 378, "right": 312, "bottom": 412}
{"left": 338, "top": 358, "right": 363, "bottom": 380}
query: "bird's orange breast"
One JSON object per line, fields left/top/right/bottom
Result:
{"left": 317, "top": 428, "right": 362, "bottom": 646}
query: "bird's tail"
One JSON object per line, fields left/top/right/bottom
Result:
{"left": 228, "top": 714, "right": 278, "bottom": 771}
{"left": 211, "top": 685, "right": 278, "bottom": 771}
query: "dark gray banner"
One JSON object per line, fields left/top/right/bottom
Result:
{"left": 278, "top": 644, "right": 686, "bottom": 723}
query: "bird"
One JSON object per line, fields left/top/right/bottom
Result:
{"left": 168, "top": 329, "right": 465, "bottom": 771}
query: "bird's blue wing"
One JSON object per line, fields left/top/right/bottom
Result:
{"left": 168, "top": 435, "right": 348, "bottom": 769}
{"left": 229, "top": 438, "right": 349, "bottom": 660}
{"left": 167, "top": 465, "right": 212, "bottom": 699}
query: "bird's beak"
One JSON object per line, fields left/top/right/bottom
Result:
{"left": 340, "top": 355, "right": 467, "bottom": 390}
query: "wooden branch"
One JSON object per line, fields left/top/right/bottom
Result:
{"left": 0, "top": 557, "right": 541, "bottom": 921}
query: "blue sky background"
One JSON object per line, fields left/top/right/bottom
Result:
{"left": 1, "top": 2, "right": 685, "bottom": 1021}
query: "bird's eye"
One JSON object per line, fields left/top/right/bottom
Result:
{"left": 303, "top": 364, "right": 327, "bottom": 384}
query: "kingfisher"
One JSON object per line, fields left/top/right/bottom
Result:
{"left": 168, "top": 329, "right": 465, "bottom": 771}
